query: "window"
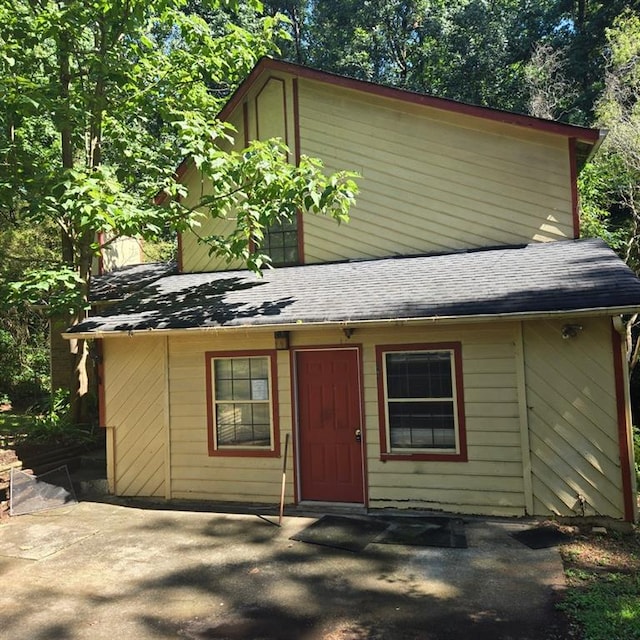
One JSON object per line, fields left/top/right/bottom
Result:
{"left": 263, "top": 217, "right": 299, "bottom": 266}
{"left": 206, "top": 350, "right": 280, "bottom": 457}
{"left": 376, "top": 343, "right": 467, "bottom": 461}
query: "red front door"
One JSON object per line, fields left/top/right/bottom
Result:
{"left": 296, "top": 349, "right": 364, "bottom": 503}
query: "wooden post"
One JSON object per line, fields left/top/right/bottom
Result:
{"left": 279, "top": 433, "right": 290, "bottom": 527}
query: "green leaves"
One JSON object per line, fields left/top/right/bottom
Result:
{"left": 0, "top": 267, "right": 86, "bottom": 316}
{"left": 182, "top": 137, "right": 358, "bottom": 272}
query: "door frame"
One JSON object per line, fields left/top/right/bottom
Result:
{"left": 290, "top": 344, "right": 368, "bottom": 506}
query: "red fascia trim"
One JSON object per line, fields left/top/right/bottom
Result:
{"left": 569, "top": 138, "right": 580, "bottom": 238}
{"left": 292, "top": 78, "right": 305, "bottom": 265}
{"left": 220, "top": 58, "right": 600, "bottom": 144}
{"left": 375, "top": 342, "right": 468, "bottom": 463}
{"left": 205, "top": 349, "right": 281, "bottom": 458}
{"left": 611, "top": 327, "right": 635, "bottom": 522}
{"left": 96, "top": 339, "right": 106, "bottom": 428}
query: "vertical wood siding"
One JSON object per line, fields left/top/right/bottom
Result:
{"left": 104, "top": 336, "right": 166, "bottom": 497}
{"left": 523, "top": 318, "right": 624, "bottom": 518}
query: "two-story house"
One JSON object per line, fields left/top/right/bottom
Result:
{"left": 66, "top": 58, "right": 640, "bottom": 522}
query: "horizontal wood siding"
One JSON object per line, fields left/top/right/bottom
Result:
{"left": 177, "top": 72, "right": 574, "bottom": 273}
{"left": 180, "top": 110, "right": 247, "bottom": 274}
{"left": 523, "top": 318, "right": 624, "bottom": 518}
{"left": 104, "top": 336, "right": 165, "bottom": 497}
{"left": 355, "top": 325, "right": 524, "bottom": 515}
{"left": 168, "top": 332, "right": 295, "bottom": 502}
{"left": 298, "top": 79, "right": 573, "bottom": 263}
{"left": 162, "top": 323, "right": 524, "bottom": 515}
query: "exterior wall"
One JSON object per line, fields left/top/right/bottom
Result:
{"left": 108, "top": 323, "right": 527, "bottom": 516}
{"left": 523, "top": 317, "right": 626, "bottom": 519}
{"left": 299, "top": 79, "right": 573, "bottom": 262}
{"left": 101, "top": 236, "right": 142, "bottom": 272}
{"left": 167, "top": 332, "right": 292, "bottom": 502}
{"left": 178, "top": 71, "right": 574, "bottom": 273}
{"left": 101, "top": 317, "right": 629, "bottom": 519}
{"left": 103, "top": 335, "right": 166, "bottom": 497}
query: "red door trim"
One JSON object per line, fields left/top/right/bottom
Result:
{"left": 291, "top": 344, "right": 367, "bottom": 505}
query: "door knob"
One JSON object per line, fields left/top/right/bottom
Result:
{"left": 355, "top": 429, "right": 361, "bottom": 442}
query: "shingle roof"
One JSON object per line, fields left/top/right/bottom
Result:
{"left": 89, "top": 261, "right": 177, "bottom": 303}
{"left": 69, "top": 239, "right": 640, "bottom": 335}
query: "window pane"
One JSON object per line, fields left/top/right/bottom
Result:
{"left": 216, "top": 402, "right": 271, "bottom": 447}
{"left": 386, "top": 352, "right": 452, "bottom": 399}
{"left": 388, "top": 401, "right": 455, "bottom": 449}
{"left": 214, "top": 359, "right": 232, "bottom": 380}
{"left": 212, "top": 356, "right": 273, "bottom": 448}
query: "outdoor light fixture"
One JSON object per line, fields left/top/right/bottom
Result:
{"left": 561, "top": 324, "right": 583, "bottom": 339}
{"left": 274, "top": 331, "right": 290, "bottom": 350}
{"left": 343, "top": 327, "right": 355, "bottom": 339}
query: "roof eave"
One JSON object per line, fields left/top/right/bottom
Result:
{"left": 62, "top": 305, "right": 639, "bottom": 340}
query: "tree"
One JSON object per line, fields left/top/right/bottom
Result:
{"left": 0, "top": 0, "right": 358, "bottom": 420}
{"left": 578, "top": 9, "right": 640, "bottom": 373}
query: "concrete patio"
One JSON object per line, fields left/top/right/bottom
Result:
{"left": 0, "top": 500, "right": 570, "bottom": 639}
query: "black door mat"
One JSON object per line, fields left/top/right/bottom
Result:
{"left": 374, "top": 517, "right": 468, "bottom": 549}
{"left": 290, "top": 515, "right": 467, "bottom": 551}
{"left": 290, "top": 515, "right": 389, "bottom": 551}
{"left": 511, "top": 525, "right": 573, "bottom": 549}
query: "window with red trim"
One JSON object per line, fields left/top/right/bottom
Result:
{"left": 206, "top": 350, "right": 280, "bottom": 457}
{"left": 376, "top": 343, "right": 467, "bottom": 462}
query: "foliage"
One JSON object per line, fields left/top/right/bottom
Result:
{"left": 559, "top": 569, "right": 640, "bottom": 640}
{"left": 0, "top": 0, "right": 358, "bottom": 418}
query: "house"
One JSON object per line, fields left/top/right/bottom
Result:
{"left": 65, "top": 57, "right": 640, "bottom": 522}
{"left": 49, "top": 235, "right": 172, "bottom": 402}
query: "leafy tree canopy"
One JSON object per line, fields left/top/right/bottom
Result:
{"left": 0, "top": 0, "right": 358, "bottom": 317}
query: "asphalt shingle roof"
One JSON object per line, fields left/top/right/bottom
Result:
{"left": 69, "top": 238, "right": 640, "bottom": 335}
{"left": 89, "top": 261, "right": 177, "bottom": 303}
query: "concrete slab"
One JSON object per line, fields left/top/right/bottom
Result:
{"left": 0, "top": 501, "right": 569, "bottom": 639}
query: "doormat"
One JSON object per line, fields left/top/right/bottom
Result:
{"left": 511, "top": 525, "right": 572, "bottom": 549}
{"left": 290, "top": 515, "right": 388, "bottom": 552}
{"left": 10, "top": 465, "right": 77, "bottom": 516}
{"left": 374, "top": 517, "right": 467, "bottom": 549}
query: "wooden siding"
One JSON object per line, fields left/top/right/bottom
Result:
{"left": 103, "top": 336, "right": 166, "bottom": 497}
{"left": 162, "top": 323, "right": 525, "bottom": 515}
{"left": 299, "top": 79, "right": 573, "bottom": 263}
{"left": 523, "top": 318, "right": 624, "bottom": 519}
{"left": 168, "top": 332, "right": 293, "bottom": 502}
{"left": 178, "top": 71, "right": 574, "bottom": 273}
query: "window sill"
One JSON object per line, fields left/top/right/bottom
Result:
{"left": 380, "top": 451, "right": 468, "bottom": 462}
{"left": 208, "top": 448, "right": 280, "bottom": 458}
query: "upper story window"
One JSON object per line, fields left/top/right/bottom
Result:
{"left": 206, "top": 350, "right": 280, "bottom": 457}
{"left": 376, "top": 342, "right": 467, "bottom": 462}
{"left": 264, "top": 217, "right": 299, "bottom": 266}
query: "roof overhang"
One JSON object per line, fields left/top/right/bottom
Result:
{"left": 63, "top": 306, "right": 638, "bottom": 341}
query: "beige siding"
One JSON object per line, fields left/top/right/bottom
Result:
{"left": 101, "top": 316, "right": 627, "bottom": 519}
{"left": 162, "top": 323, "right": 525, "bottom": 515}
{"left": 103, "top": 336, "right": 166, "bottom": 497}
{"left": 523, "top": 318, "right": 624, "bottom": 519}
{"left": 167, "top": 331, "right": 293, "bottom": 502}
{"left": 178, "top": 72, "right": 574, "bottom": 273}
{"left": 299, "top": 80, "right": 573, "bottom": 263}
